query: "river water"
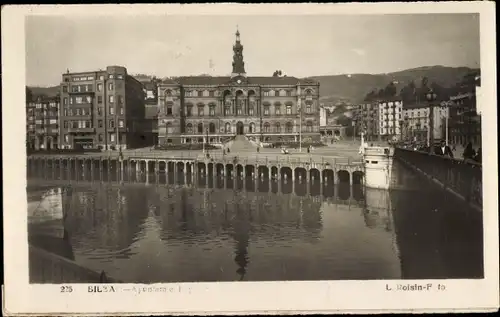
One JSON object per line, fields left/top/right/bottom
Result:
{"left": 27, "top": 160, "right": 483, "bottom": 282}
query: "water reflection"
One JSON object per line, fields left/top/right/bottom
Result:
{"left": 27, "top": 160, "right": 483, "bottom": 282}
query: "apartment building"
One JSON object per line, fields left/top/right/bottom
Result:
{"left": 26, "top": 96, "right": 60, "bottom": 150}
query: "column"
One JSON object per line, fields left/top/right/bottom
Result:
{"left": 121, "top": 160, "right": 124, "bottom": 182}
{"left": 223, "top": 165, "right": 227, "bottom": 189}
{"left": 349, "top": 171, "right": 353, "bottom": 186}
{"left": 183, "top": 163, "right": 187, "bottom": 184}
{"left": 60, "top": 159, "right": 64, "bottom": 180}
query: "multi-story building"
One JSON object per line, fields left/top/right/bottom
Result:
{"left": 448, "top": 73, "right": 481, "bottom": 146}
{"left": 26, "top": 95, "right": 60, "bottom": 150}
{"left": 156, "top": 30, "right": 320, "bottom": 145}
{"left": 59, "top": 66, "right": 146, "bottom": 150}
{"left": 402, "top": 103, "right": 449, "bottom": 143}
{"left": 356, "top": 103, "right": 379, "bottom": 141}
{"left": 378, "top": 99, "right": 403, "bottom": 141}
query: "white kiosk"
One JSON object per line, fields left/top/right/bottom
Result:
{"left": 360, "top": 133, "right": 394, "bottom": 189}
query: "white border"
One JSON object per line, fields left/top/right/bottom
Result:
{"left": 2, "top": 3, "right": 498, "bottom": 315}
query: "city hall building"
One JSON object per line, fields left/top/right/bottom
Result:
{"left": 157, "top": 30, "right": 321, "bottom": 145}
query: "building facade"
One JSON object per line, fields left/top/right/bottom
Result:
{"left": 156, "top": 30, "right": 320, "bottom": 145}
{"left": 59, "top": 66, "right": 146, "bottom": 150}
{"left": 356, "top": 103, "right": 380, "bottom": 141}
{"left": 26, "top": 96, "right": 60, "bottom": 150}
{"left": 378, "top": 100, "right": 403, "bottom": 141}
{"left": 402, "top": 103, "right": 449, "bottom": 144}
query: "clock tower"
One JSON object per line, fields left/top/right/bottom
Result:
{"left": 231, "top": 28, "right": 247, "bottom": 79}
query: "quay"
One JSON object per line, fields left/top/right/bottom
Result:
{"left": 27, "top": 151, "right": 366, "bottom": 187}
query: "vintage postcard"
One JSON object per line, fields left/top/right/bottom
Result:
{"left": 2, "top": 2, "right": 499, "bottom": 315}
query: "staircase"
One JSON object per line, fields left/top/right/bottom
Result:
{"left": 228, "top": 135, "right": 258, "bottom": 153}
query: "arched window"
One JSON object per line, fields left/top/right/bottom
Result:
{"left": 285, "top": 122, "right": 293, "bottom": 133}
{"left": 305, "top": 89, "right": 313, "bottom": 95}
{"left": 165, "top": 89, "right": 172, "bottom": 97}
{"left": 249, "top": 122, "right": 255, "bottom": 133}
{"left": 263, "top": 122, "right": 270, "bottom": 133}
{"left": 209, "top": 122, "right": 216, "bottom": 133}
{"left": 275, "top": 122, "right": 281, "bottom": 133}
{"left": 186, "top": 123, "right": 193, "bottom": 133}
{"left": 306, "top": 121, "right": 313, "bottom": 132}
{"left": 225, "top": 122, "right": 231, "bottom": 133}
{"left": 197, "top": 123, "right": 203, "bottom": 133}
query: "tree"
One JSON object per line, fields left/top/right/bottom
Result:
{"left": 26, "top": 87, "right": 33, "bottom": 103}
{"left": 384, "top": 81, "right": 397, "bottom": 98}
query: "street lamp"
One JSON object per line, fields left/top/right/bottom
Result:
{"left": 426, "top": 90, "right": 437, "bottom": 152}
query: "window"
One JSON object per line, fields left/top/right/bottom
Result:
{"left": 279, "top": 90, "right": 286, "bottom": 97}
{"left": 98, "top": 134, "right": 103, "bottom": 142}
{"left": 203, "top": 90, "right": 209, "bottom": 97}
{"left": 306, "top": 105, "right": 312, "bottom": 114}
{"left": 264, "top": 123, "right": 270, "bottom": 133}
{"left": 97, "top": 107, "right": 103, "bottom": 116}
{"left": 285, "top": 122, "right": 293, "bottom": 133}
{"left": 186, "top": 123, "right": 193, "bottom": 133}
{"left": 225, "top": 123, "right": 231, "bottom": 133}
{"left": 72, "top": 121, "right": 78, "bottom": 129}
{"left": 117, "top": 75, "right": 123, "bottom": 79}
{"left": 63, "top": 109, "right": 68, "bottom": 116}
{"left": 75, "top": 96, "right": 83, "bottom": 104}
{"left": 198, "top": 106, "right": 205, "bottom": 116}
{"left": 97, "top": 84, "right": 102, "bottom": 92}
{"left": 109, "top": 106, "right": 114, "bottom": 115}
{"left": 165, "top": 90, "right": 172, "bottom": 97}
{"left": 236, "top": 106, "right": 242, "bottom": 115}
{"left": 109, "top": 74, "right": 114, "bottom": 79}
{"left": 76, "top": 108, "right": 81, "bottom": 116}
{"left": 306, "top": 121, "right": 313, "bottom": 132}
{"left": 109, "top": 120, "right": 115, "bottom": 128}
{"left": 264, "top": 106, "right": 270, "bottom": 115}
{"left": 186, "top": 106, "right": 192, "bottom": 117}
{"left": 63, "top": 98, "right": 68, "bottom": 105}
{"left": 68, "top": 109, "right": 73, "bottom": 116}
{"left": 209, "top": 123, "right": 216, "bottom": 133}
{"left": 86, "top": 96, "right": 92, "bottom": 103}
{"left": 197, "top": 123, "right": 203, "bottom": 133}
{"left": 99, "top": 75, "right": 104, "bottom": 80}
{"left": 286, "top": 90, "right": 292, "bottom": 97}
{"left": 110, "top": 133, "right": 115, "bottom": 142}
{"left": 82, "top": 108, "right": 86, "bottom": 116}
{"left": 62, "top": 86, "right": 67, "bottom": 93}
{"left": 118, "top": 95, "right": 123, "bottom": 104}
{"left": 119, "top": 106, "right": 124, "bottom": 115}
{"left": 286, "top": 105, "right": 292, "bottom": 115}
{"left": 263, "top": 91, "right": 270, "bottom": 97}
{"left": 197, "top": 90, "right": 203, "bottom": 97}
{"left": 269, "top": 90, "right": 275, "bottom": 97}
{"left": 275, "top": 123, "right": 281, "bottom": 133}
{"left": 119, "top": 120, "right": 124, "bottom": 128}
{"left": 98, "top": 120, "right": 103, "bottom": 128}
{"left": 224, "top": 106, "right": 231, "bottom": 115}
{"left": 64, "top": 135, "right": 69, "bottom": 143}
{"left": 167, "top": 105, "right": 173, "bottom": 115}
{"left": 108, "top": 83, "right": 114, "bottom": 90}
{"left": 109, "top": 95, "right": 114, "bottom": 103}
{"left": 63, "top": 121, "right": 68, "bottom": 128}
{"left": 275, "top": 105, "right": 281, "bottom": 115}
{"left": 85, "top": 121, "right": 91, "bottom": 128}
{"left": 209, "top": 106, "right": 215, "bottom": 116}
{"left": 249, "top": 107, "right": 254, "bottom": 116}
{"left": 98, "top": 96, "right": 103, "bottom": 104}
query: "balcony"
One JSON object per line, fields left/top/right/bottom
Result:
{"left": 68, "top": 128, "right": 95, "bottom": 134}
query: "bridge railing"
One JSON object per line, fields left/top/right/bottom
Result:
{"left": 395, "top": 148, "right": 482, "bottom": 209}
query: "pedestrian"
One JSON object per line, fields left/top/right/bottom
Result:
{"left": 223, "top": 148, "right": 226, "bottom": 156}
{"left": 227, "top": 148, "right": 230, "bottom": 154}
{"left": 434, "top": 140, "right": 454, "bottom": 158}
{"left": 474, "top": 147, "right": 482, "bottom": 163}
{"left": 463, "top": 142, "right": 476, "bottom": 161}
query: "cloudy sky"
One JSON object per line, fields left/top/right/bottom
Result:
{"left": 26, "top": 13, "right": 480, "bottom": 86}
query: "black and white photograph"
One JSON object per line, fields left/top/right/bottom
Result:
{"left": 3, "top": 3, "right": 498, "bottom": 315}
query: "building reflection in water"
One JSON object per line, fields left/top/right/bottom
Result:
{"left": 26, "top": 158, "right": 483, "bottom": 282}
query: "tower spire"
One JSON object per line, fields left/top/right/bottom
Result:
{"left": 231, "top": 28, "right": 246, "bottom": 78}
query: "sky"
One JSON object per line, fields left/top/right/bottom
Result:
{"left": 25, "top": 13, "right": 480, "bottom": 87}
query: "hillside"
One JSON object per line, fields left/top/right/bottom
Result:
{"left": 28, "top": 66, "right": 477, "bottom": 104}
{"left": 311, "top": 66, "right": 477, "bottom": 104}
